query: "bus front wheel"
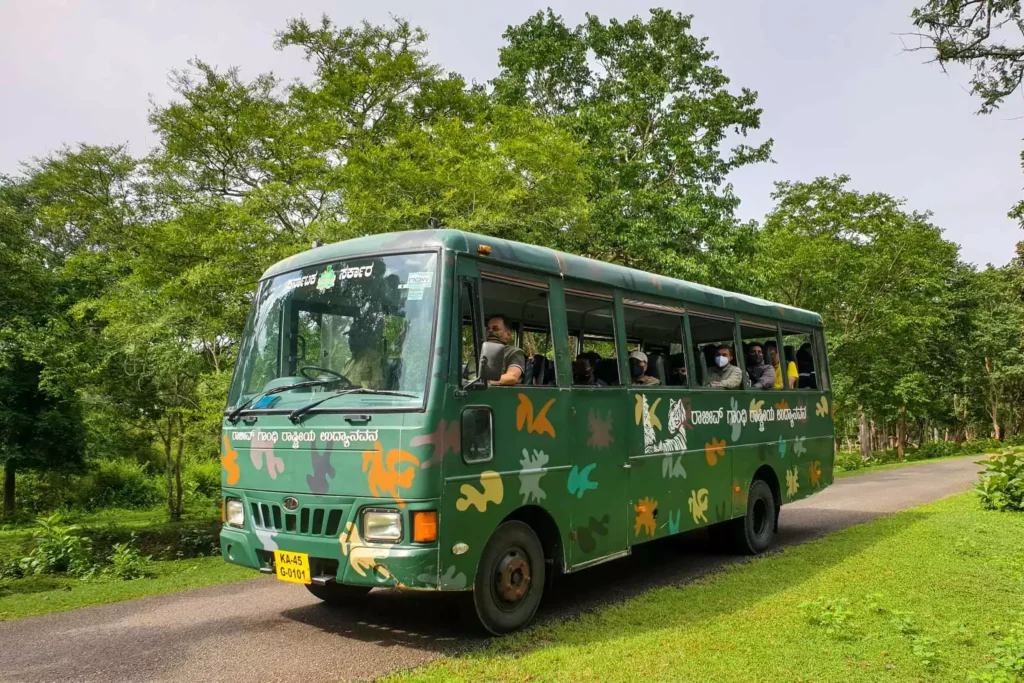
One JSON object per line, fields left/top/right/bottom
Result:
{"left": 305, "top": 582, "right": 371, "bottom": 604}
{"left": 473, "top": 521, "right": 545, "bottom": 635}
{"left": 732, "top": 479, "right": 776, "bottom": 554}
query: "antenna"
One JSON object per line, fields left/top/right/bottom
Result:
{"left": 427, "top": 217, "right": 440, "bottom": 230}
{"left": 312, "top": 240, "right": 322, "bottom": 249}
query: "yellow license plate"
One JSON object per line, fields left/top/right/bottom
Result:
{"left": 274, "top": 550, "right": 311, "bottom": 585}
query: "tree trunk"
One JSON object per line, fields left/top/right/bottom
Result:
{"left": 985, "top": 356, "right": 1002, "bottom": 440}
{"left": 174, "top": 414, "right": 184, "bottom": 521}
{"left": 858, "top": 406, "right": 871, "bottom": 460}
{"left": 2, "top": 465, "right": 14, "bottom": 518}
{"left": 165, "top": 414, "right": 174, "bottom": 519}
{"left": 897, "top": 405, "right": 907, "bottom": 462}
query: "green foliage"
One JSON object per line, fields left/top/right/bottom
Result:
{"left": 77, "top": 459, "right": 164, "bottom": 510}
{"left": 975, "top": 450, "right": 1024, "bottom": 512}
{"left": 104, "top": 534, "right": 151, "bottom": 580}
{"left": 18, "top": 514, "right": 93, "bottom": 577}
{"left": 969, "top": 620, "right": 1024, "bottom": 682}
{"left": 799, "top": 597, "right": 855, "bottom": 638}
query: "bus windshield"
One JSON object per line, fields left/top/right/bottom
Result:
{"left": 226, "top": 251, "right": 439, "bottom": 411}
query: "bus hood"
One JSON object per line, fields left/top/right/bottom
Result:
{"left": 219, "top": 413, "right": 438, "bottom": 500}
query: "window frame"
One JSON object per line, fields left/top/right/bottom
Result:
{"left": 738, "top": 317, "right": 784, "bottom": 392}
{"left": 460, "top": 405, "right": 495, "bottom": 464}
{"left": 621, "top": 297, "right": 690, "bottom": 390}
{"left": 480, "top": 271, "right": 558, "bottom": 388}
{"left": 685, "top": 307, "right": 740, "bottom": 391}
{"left": 564, "top": 287, "right": 621, "bottom": 389}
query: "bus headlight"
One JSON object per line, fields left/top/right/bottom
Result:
{"left": 225, "top": 498, "right": 245, "bottom": 528}
{"left": 362, "top": 509, "right": 403, "bottom": 542}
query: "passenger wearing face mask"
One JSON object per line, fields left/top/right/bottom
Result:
{"left": 745, "top": 343, "right": 776, "bottom": 389}
{"left": 706, "top": 345, "right": 742, "bottom": 389}
{"left": 628, "top": 350, "right": 661, "bottom": 386}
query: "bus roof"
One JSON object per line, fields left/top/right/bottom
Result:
{"left": 261, "top": 229, "right": 822, "bottom": 327}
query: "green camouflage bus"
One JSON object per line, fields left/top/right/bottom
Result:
{"left": 219, "top": 229, "right": 834, "bottom": 633}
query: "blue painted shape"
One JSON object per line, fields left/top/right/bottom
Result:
{"left": 567, "top": 463, "right": 599, "bottom": 499}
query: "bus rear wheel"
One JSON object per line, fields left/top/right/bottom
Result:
{"left": 473, "top": 521, "right": 545, "bottom": 635}
{"left": 732, "top": 479, "right": 776, "bottom": 554}
{"left": 305, "top": 582, "right": 371, "bottom": 604}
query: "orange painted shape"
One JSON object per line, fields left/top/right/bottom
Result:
{"left": 516, "top": 393, "right": 556, "bottom": 438}
{"left": 705, "top": 438, "right": 727, "bottom": 466}
{"left": 633, "top": 496, "right": 658, "bottom": 537}
{"left": 809, "top": 460, "right": 823, "bottom": 487}
{"left": 362, "top": 441, "right": 421, "bottom": 508}
{"left": 775, "top": 398, "right": 789, "bottom": 411}
{"left": 221, "top": 435, "right": 240, "bottom": 485}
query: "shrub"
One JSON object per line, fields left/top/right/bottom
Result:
{"left": 970, "top": 620, "right": 1024, "bottom": 682}
{"left": 975, "top": 451, "right": 1024, "bottom": 512}
{"left": 915, "top": 441, "right": 960, "bottom": 460}
{"left": 75, "top": 459, "right": 163, "bottom": 510}
{"left": 962, "top": 438, "right": 1003, "bottom": 455}
{"left": 19, "top": 514, "right": 94, "bottom": 577}
{"left": 105, "top": 534, "right": 151, "bottom": 580}
{"left": 183, "top": 460, "right": 221, "bottom": 502}
{"left": 834, "top": 450, "right": 864, "bottom": 472}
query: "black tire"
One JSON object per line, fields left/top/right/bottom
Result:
{"left": 731, "top": 479, "right": 776, "bottom": 554}
{"left": 473, "top": 521, "right": 545, "bottom": 635}
{"left": 305, "top": 582, "right": 371, "bottom": 604}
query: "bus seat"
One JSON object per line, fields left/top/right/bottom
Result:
{"left": 646, "top": 352, "right": 667, "bottom": 385}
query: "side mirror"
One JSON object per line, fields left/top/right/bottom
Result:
{"left": 479, "top": 341, "right": 505, "bottom": 382}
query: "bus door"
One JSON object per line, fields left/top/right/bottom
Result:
{"left": 564, "top": 291, "right": 631, "bottom": 568}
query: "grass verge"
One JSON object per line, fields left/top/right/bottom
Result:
{"left": 0, "top": 556, "right": 255, "bottom": 621}
{"left": 388, "top": 493, "right": 1024, "bottom": 683}
{"left": 835, "top": 452, "right": 984, "bottom": 478}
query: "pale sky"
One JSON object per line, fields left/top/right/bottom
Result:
{"left": 1, "top": 0, "right": 1021, "bottom": 267}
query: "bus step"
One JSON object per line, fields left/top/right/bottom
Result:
{"left": 310, "top": 575, "right": 336, "bottom": 586}
{"left": 259, "top": 567, "right": 274, "bottom": 574}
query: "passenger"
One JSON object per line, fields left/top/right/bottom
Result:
{"left": 628, "top": 350, "right": 661, "bottom": 386}
{"left": 668, "top": 353, "right": 688, "bottom": 386}
{"left": 706, "top": 345, "right": 742, "bottom": 389}
{"left": 573, "top": 357, "right": 608, "bottom": 386}
{"left": 797, "top": 343, "right": 816, "bottom": 389}
{"left": 745, "top": 344, "right": 776, "bottom": 389}
{"left": 485, "top": 314, "right": 526, "bottom": 386}
{"left": 765, "top": 341, "right": 797, "bottom": 389}
{"left": 342, "top": 327, "right": 385, "bottom": 389}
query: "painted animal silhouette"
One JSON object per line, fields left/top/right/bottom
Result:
{"left": 688, "top": 488, "right": 709, "bottom": 524}
{"left": 456, "top": 471, "right": 504, "bottom": 512}
{"left": 705, "top": 438, "right": 727, "bottom": 466}
{"left": 411, "top": 419, "right": 461, "bottom": 468}
{"left": 576, "top": 515, "right": 610, "bottom": 553}
{"left": 634, "top": 496, "right": 658, "bottom": 537}
{"left": 306, "top": 442, "right": 335, "bottom": 494}
{"left": 221, "top": 435, "right": 240, "bottom": 485}
{"left": 786, "top": 466, "right": 800, "bottom": 497}
{"left": 362, "top": 441, "right": 420, "bottom": 507}
{"left": 516, "top": 394, "right": 556, "bottom": 437}
{"left": 568, "top": 464, "right": 599, "bottom": 498}
{"left": 586, "top": 409, "right": 614, "bottom": 449}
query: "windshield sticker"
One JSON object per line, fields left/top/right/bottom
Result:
{"left": 400, "top": 271, "right": 433, "bottom": 301}
{"left": 285, "top": 273, "right": 318, "bottom": 291}
{"left": 407, "top": 288, "right": 424, "bottom": 301}
{"left": 316, "top": 265, "right": 337, "bottom": 292}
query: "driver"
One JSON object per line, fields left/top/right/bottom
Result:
{"left": 342, "top": 326, "right": 384, "bottom": 389}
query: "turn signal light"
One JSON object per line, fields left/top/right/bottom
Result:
{"left": 412, "top": 511, "right": 438, "bottom": 543}
{"left": 221, "top": 498, "right": 226, "bottom": 523}
{"left": 477, "top": 245, "right": 492, "bottom": 256}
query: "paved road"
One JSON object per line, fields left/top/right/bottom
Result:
{"left": 0, "top": 457, "right": 982, "bottom": 683}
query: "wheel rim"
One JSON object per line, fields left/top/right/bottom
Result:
{"left": 491, "top": 545, "right": 532, "bottom": 612}
{"left": 752, "top": 498, "right": 769, "bottom": 538}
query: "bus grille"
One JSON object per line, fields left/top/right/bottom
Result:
{"left": 250, "top": 502, "right": 345, "bottom": 537}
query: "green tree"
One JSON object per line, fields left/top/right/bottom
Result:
{"left": 760, "top": 176, "right": 963, "bottom": 457}
{"left": 492, "top": 9, "right": 772, "bottom": 287}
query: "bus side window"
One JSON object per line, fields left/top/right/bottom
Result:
{"left": 565, "top": 291, "right": 619, "bottom": 387}
{"left": 481, "top": 277, "right": 556, "bottom": 387}
{"left": 621, "top": 301, "right": 687, "bottom": 387}
{"left": 462, "top": 407, "right": 494, "bottom": 464}
{"left": 687, "top": 312, "right": 739, "bottom": 388}
{"left": 739, "top": 320, "right": 780, "bottom": 391}
{"left": 781, "top": 327, "right": 817, "bottom": 390}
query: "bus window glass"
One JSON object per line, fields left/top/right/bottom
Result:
{"left": 565, "top": 292, "right": 619, "bottom": 387}
{"left": 622, "top": 302, "right": 686, "bottom": 387}
{"left": 688, "top": 312, "right": 739, "bottom": 388}
{"left": 739, "top": 321, "right": 780, "bottom": 391}
{"left": 481, "top": 278, "right": 556, "bottom": 387}
{"left": 782, "top": 328, "right": 819, "bottom": 390}
{"left": 459, "top": 281, "right": 479, "bottom": 385}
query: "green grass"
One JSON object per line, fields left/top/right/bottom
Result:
{"left": 387, "top": 493, "right": 1024, "bottom": 683}
{"left": 0, "top": 556, "right": 256, "bottom": 621}
{"left": 836, "top": 452, "right": 985, "bottom": 478}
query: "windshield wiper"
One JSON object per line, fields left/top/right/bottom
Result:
{"left": 226, "top": 380, "right": 335, "bottom": 424}
{"left": 288, "top": 388, "right": 419, "bottom": 424}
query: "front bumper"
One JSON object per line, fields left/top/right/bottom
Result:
{"left": 220, "top": 489, "right": 441, "bottom": 590}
